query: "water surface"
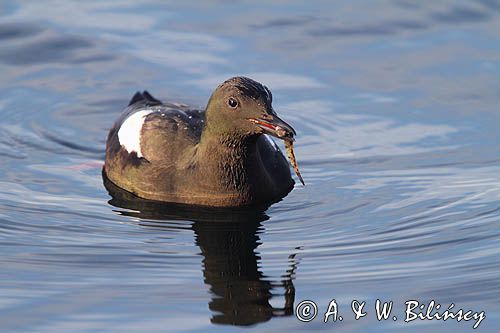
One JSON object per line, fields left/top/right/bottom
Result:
{"left": 1, "top": 1, "right": 499, "bottom": 332}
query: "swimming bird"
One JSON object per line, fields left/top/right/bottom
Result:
{"left": 103, "top": 76, "right": 300, "bottom": 207}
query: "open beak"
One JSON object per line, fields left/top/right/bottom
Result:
{"left": 248, "top": 112, "right": 296, "bottom": 142}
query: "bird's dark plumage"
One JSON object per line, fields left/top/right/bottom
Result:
{"left": 128, "top": 90, "right": 162, "bottom": 106}
{"left": 103, "top": 77, "right": 298, "bottom": 207}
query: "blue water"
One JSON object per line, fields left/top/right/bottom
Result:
{"left": 1, "top": 1, "right": 499, "bottom": 332}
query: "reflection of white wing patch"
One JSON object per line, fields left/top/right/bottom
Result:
{"left": 264, "top": 134, "right": 279, "bottom": 152}
{"left": 118, "top": 110, "right": 153, "bottom": 158}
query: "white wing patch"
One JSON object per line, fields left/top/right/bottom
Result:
{"left": 264, "top": 134, "right": 279, "bottom": 152}
{"left": 117, "top": 110, "right": 153, "bottom": 158}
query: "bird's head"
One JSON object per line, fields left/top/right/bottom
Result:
{"left": 205, "top": 76, "right": 296, "bottom": 141}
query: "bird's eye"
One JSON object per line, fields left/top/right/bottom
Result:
{"left": 227, "top": 97, "right": 238, "bottom": 109}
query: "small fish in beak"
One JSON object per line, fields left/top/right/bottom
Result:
{"left": 284, "top": 140, "right": 305, "bottom": 186}
{"left": 248, "top": 112, "right": 304, "bottom": 185}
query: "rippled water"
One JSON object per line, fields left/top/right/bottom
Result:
{"left": 1, "top": 1, "right": 499, "bottom": 332}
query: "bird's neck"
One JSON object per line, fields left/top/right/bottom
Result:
{"left": 199, "top": 129, "right": 259, "bottom": 163}
{"left": 196, "top": 129, "right": 260, "bottom": 190}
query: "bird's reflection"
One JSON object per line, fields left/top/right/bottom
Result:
{"left": 103, "top": 173, "right": 297, "bottom": 326}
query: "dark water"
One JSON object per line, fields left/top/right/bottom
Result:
{"left": 1, "top": 1, "right": 500, "bottom": 332}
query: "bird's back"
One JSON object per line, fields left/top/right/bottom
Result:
{"left": 104, "top": 92, "right": 205, "bottom": 198}
{"left": 106, "top": 91, "right": 204, "bottom": 161}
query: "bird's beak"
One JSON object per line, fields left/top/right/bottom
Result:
{"left": 248, "top": 111, "right": 296, "bottom": 142}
